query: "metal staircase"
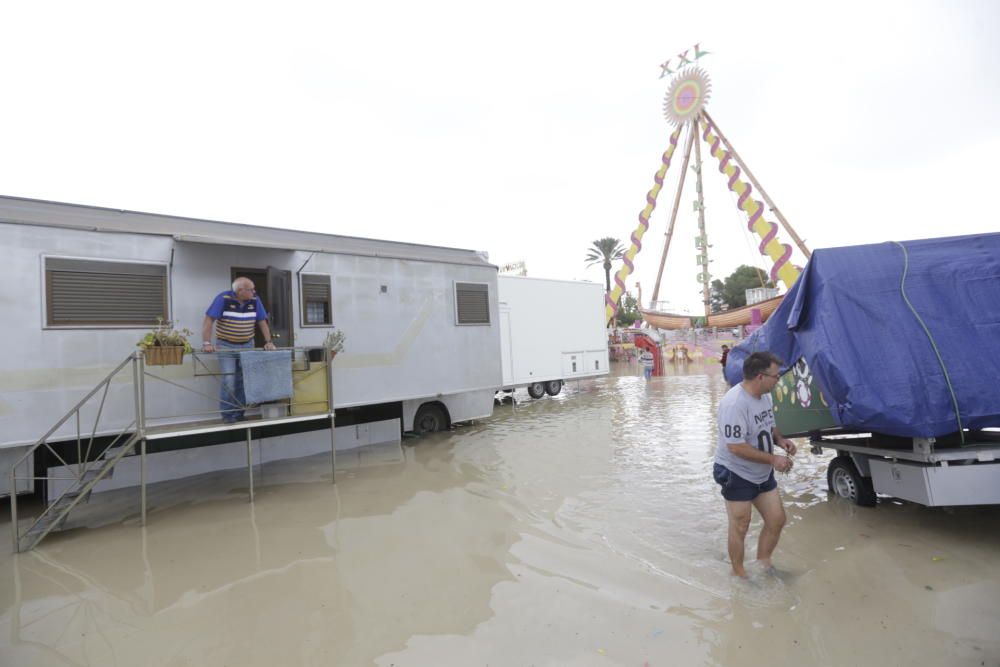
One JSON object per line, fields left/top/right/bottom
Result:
{"left": 9, "top": 346, "right": 337, "bottom": 552}
{"left": 16, "top": 433, "right": 140, "bottom": 551}
{"left": 9, "top": 353, "right": 143, "bottom": 552}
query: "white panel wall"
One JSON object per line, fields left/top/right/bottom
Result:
{"left": 0, "top": 224, "right": 174, "bottom": 448}
{"left": 497, "top": 276, "right": 609, "bottom": 387}
{"left": 2, "top": 224, "right": 502, "bottom": 450}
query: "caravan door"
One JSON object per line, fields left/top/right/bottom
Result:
{"left": 231, "top": 266, "right": 294, "bottom": 348}
{"left": 266, "top": 266, "right": 293, "bottom": 348}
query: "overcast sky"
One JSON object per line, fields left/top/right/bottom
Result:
{"left": 3, "top": 0, "right": 998, "bottom": 312}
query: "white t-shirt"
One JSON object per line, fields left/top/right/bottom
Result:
{"left": 715, "top": 384, "right": 776, "bottom": 483}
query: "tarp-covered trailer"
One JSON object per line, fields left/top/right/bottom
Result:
{"left": 726, "top": 233, "right": 1000, "bottom": 507}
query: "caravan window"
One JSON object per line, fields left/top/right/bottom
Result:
{"left": 301, "top": 273, "right": 332, "bottom": 326}
{"left": 44, "top": 257, "right": 168, "bottom": 327}
{"left": 455, "top": 282, "right": 490, "bottom": 325}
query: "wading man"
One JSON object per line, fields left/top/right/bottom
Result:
{"left": 202, "top": 277, "right": 277, "bottom": 423}
{"left": 713, "top": 351, "right": 796, "bottom": 577}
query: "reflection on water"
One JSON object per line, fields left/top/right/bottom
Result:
{"left": 1, "top": 362, "right": 999, "bottom": 666}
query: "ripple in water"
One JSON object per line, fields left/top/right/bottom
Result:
{"left": 477, "top": 365, "right": 822, "bottom": 608}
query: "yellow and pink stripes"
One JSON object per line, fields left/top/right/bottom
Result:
{"left": 700, "top": 116, "right": 800, "bottom": 290}
{"left": 605, "top": 125, "right": 684, "bottom": 324}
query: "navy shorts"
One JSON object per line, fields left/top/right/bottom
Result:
{"left": 713, "top": 463, "right": 776, "bottom": 502}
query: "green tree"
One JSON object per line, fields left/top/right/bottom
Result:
{"left": 618, "top": 291, "right": 640, "bottom": 327}
{"left": 584, "top": 237, "right": 625, "bottom": 294}
{"left": 710, "top": 279, "right": 725, "bottom": 313}
{"left": 717, "top": 265, "right": 773, "bottom": 309}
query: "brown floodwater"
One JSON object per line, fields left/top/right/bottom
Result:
{"left": 1, "top": 362, "right": 998, "bottom": 666}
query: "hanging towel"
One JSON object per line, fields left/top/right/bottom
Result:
{"left": 240, "top": 351, "right": 293, "bottom": 404}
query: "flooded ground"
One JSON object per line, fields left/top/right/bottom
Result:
{"left": 1, "top": 362, "right": 999, "bottom": 666}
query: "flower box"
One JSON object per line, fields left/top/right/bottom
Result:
{"left": 144, "top": 345, "right": 185, "bottom": 366}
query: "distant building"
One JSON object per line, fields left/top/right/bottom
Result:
{"left": 499, "top": 260, "right": 527, "bottom": 276}
{"left": 745, "top": 286, "right": 780, "bottom": 305}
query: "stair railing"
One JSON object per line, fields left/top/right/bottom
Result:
{"left": 9, "top": 346, "right": 335, "bottom": 551}
{"left": 9, "top": 352, "right": 144, "bottom": 552}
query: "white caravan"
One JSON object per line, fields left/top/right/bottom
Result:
{"left": 497, "top": 275, "right": 609, "bottom": 398}
{"left": 0, "top": 195, "right": 502, "bottom": 496}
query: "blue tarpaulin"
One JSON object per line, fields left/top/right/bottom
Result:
{"left": 725, "top": 233, "right": 1000, "bottom": 437}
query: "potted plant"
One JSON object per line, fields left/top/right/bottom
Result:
{"left": 323, "top": 328, "right": 346, "bottom": 360}
{"left": 138, "top": 318, "right": 193, "bottom": 366}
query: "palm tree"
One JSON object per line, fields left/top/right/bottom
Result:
{"left": 585, "top": 237, "right": 626, "bottom": 294}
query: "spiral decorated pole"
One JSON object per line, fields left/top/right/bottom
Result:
{"left": 605, "top": 124, "right": 684, "bottom": 324}
{"left": 700, "top": 116, "right": 799, "bottom": 289}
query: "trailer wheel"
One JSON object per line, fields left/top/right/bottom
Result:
{"left": 527, "top": 383, "right": 546, "bottom": 399}
{"left": 544, "top": 380, "right": 563, "bottom": 396}
{"left": 827, "top": 456, "right": 877, "bottom": 507}
{"left": 413, "top": 404, "right": 448, "bottom": 434}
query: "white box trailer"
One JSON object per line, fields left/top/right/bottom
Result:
{"left": 497, "top": 275, "right": 609, "bottom": 398}
{"left": 0, "top": 195, "right": 503, "bottom": 497}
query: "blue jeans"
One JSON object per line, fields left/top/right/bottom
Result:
{"left": 217, "top": 339, "right": 253, "bottom": 421}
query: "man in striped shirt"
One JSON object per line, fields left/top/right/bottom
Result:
{"left": 202, "top": 277, "right": 277, "bottom": 423}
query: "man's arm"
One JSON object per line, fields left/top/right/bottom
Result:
{"left": 258, "top": 320, "right": 277, "bottom": 350}
{"left": 201, "top": 316, "right": 216, "bottom": 353}
{"left": 772, "top": 426, "right": 797, "bottom": 456}
{"left": 727, "top": 442, "right": 792, "bottom": 472}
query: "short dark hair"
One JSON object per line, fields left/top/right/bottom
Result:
{"left": 743, "top": 351, "right": 783, "bottom": 380}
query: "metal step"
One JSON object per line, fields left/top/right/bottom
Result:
{"left": 23, "top": 507, "right": 69, "bottom": 540}
{"left": 103, "top": 444, "right": 129, "bottom": 460}
{"left": 16, "top": 431, "right": 141, "bottom": 551}
{"left": 64, "top": 486, "right": 93, "bottom": 504}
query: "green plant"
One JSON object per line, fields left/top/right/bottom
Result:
{"left": 323, "top": 328, "right": 346, "bottom": 355}
{"left": 137, "top": 318, "right": 193, "bottom": 353}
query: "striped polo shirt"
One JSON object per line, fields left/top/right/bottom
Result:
{"left": 206, "top": 291, "right": 269, "bottom": 343}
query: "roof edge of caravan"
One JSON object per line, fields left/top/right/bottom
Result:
{"left": 0, "top": 194, "right": 495, "bottom": 268}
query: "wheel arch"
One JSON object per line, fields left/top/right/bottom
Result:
{"left": 411, "top": 400, "right": 451, "bottom": 433}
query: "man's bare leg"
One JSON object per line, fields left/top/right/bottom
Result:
{"left": 725, "top": 500, "right": 752, "bottom": 577}
{"left": 752, "top": 488, "right": 786, "bottom": 568}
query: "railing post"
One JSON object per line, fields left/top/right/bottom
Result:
{"left": 133, "top": 353, "right": 148, "bottom": 526}
{"left": 136, "top": 352, "right": 146, "bottom": 437}
{"left": 141, "top": 438, "right": 147, "bottom": 526}
{"left": 76, "top": 411, "right": 82, "bottom": 479}
{"left": 246, "top": 427, "right": 254, "bottom": 502}
{"left": 10, "top": 465, "right": 18, "bottom": 553}
{"left": 327, "top": 350, "right": 336, "bottom": 484}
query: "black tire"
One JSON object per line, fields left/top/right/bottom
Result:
{"left": 527, "top": 382, "right": 546, "bottom": 399}
{"left": 827, "top": 456, "right": 877, "bottom": 507}
{"left": 413, "top": 404, "right": 448, "bottom": 434}
{"left": 544, "top": 380, "right": 563, "bottom": 396}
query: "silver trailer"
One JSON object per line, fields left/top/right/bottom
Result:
{"left": 1, "top": 195, "right": 504, "bottom": 505}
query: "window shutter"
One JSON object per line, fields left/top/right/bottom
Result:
{"left": 302, "top": 276, "right": 330, "bottom": 303}
{"left": 45, "top": 259, "right": 167, "bottom": 326}
{"left": 301, "top": 274, "right": 332, "bottom": 325}
{"left": 456, "top": 282, "right": 490, "bottom": 325}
